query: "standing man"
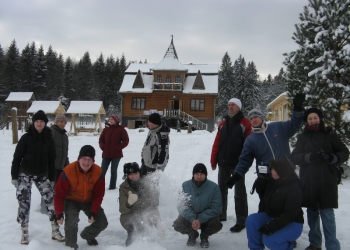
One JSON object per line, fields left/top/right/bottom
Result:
{"left": 210, "top": 98, "right": 251, "bottom": 233}
{"left": 99, "top": 114, "right": 129, "bottom": 190}
{"left": 54, "top": 145, "right": 108, "bottom": 250}
{"left": 227, "top": 94, "right": 305, "bottom": 214}
{"left": 141, "top": 113, "right": 170, "bottom": 176}
{"left": 173, "top": 163, "right": 222, "bottom": 248}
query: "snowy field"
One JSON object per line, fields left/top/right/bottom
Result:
{"left": 1, "top": 125, "right": 350, "bottom": 250}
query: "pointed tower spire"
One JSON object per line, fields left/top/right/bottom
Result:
{"left": 163, "top": 35, "right": 178, "bottom": 59}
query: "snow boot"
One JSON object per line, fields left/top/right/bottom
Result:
{"left": 125, "top": 225, "right": 134, "bottom": 247}
{"left": 51, "top": 220, "right": 65, "bottom": 242}
{"left": 21, "top": 223, "right": 29, "bottom": 245}
{"left": 186, "top": 231, "right": 199, "bottom": 247}
{"left": 200, "top": 237, "right": 210, "bottom": 248}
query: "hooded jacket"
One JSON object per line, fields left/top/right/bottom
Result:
{"left": 99, "top": 123, "right": 129, "bottom": 158}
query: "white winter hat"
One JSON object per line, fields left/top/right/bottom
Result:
{"left": 228, "top": 98, "right": 242, "bottom": 109}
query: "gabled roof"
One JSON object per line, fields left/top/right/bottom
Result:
{"left": 5, "top": 92, "right": 34, "bottom": 101}
{"left": 27, "top": 101, "right": 66, "bottom": 114}
{"left": 66, "top": 101, "right": 106, "bottom": 114}
{"left": 132, "top": 70, "right": 145, "bottom": 88}
{"left": 267, "top": 92, "right": 288, "bottom": 108}
{"left": 193, "top": 70, "right": 205, "bottom": 90}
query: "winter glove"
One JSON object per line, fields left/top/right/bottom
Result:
{"left": 227, "top": 173, "right": 241, "bottom": 189}
{"left": 293, "top": 93, "right": 305, "bottom": 111}
{"left": 303, "top": 152, "right": 323, "bottom": 164}
{"left": 322, "top": 153, "right": 338, "bottom": 165}
{"left": 11, "top": 179, "right": 18, "bottom": 188}
{"left": 259, "top": 224, "right": 272, "bottom": 235}
{"left": 127, "top": 191, "right": 138, "bottom": 206}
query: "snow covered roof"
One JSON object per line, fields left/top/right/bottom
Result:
{"left": 66, "top": 101, "right": 106, "bottom": 114}
{"left": 267, "top": 91, "right": 288, "bottom": 108}
{"left": 5, "top": 92, "right": 34, "bottom": 101}
{"left": 27, "top": 101, "right": 65, "bottom": 114}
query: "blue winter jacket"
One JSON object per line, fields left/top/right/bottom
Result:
{"left": 235, "top": 111, "right": 303, "bottom": 176}
{"left": 178, "top": 179, "right": 222, "bottom": 224}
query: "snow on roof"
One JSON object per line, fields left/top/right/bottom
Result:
{"left": 119, "top": 74, "right": 153, "bottom": 93}
{"left": 267, "top": 91, "right": 288, "bottom": 108}
{"left": 125, "top": 63, "right": 218, "bottom": 74}
{"left": 152, "top": 57, "right": 188, "bottom": 71}
{"left": 27, "top": 101, "right": 65, "bottom": 114}
{"left": 343, "top": 110, "right": 350, "bottom": 122}
{"left": 66, "top": 101, "right": 106, "bottom": 114}
{"left": 5, "top": 92, "right": 34, "bottom": 101}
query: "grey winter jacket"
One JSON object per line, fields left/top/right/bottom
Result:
{"left": 178, "top": 179, "right": 222, "bottom": 224}
{"left": 51, "top": 124, "right": 69, "bottom": 170}
{"left": 141, "top": 124, "right": 170, "bottom": 171}
{"left": 235, "top": 110, "right": 303, "bottom": 176}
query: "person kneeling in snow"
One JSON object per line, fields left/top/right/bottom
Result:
{"left": 246, "top": 158, "right": 304, "bottom": 250}
{"left": 119, "top": 162, "right": 165, "bottom": 247}
{"left": 173, "top": 163, "right": 223, "bottom": 248}
{"left": 54, "top": 145, "right": 108, "bottom": 249}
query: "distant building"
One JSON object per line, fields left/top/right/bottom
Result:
{"left": 267, "top": 92, "right": 290, "bottom": 122}
{"left": 118, "top": 37, "right": 218, "bottom": 131}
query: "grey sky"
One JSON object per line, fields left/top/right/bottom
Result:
{"left": 0, "top": 0, "right": 308, "bottom": 79}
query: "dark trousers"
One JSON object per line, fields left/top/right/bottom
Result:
{"left": 172, "top": 215, "right": 222, "bottom": 238}
{"left": 218, "top": 166, "right": 248, "bottom": 225}
{"left": 64, "top": 200, "right": 108, "bottom": 247}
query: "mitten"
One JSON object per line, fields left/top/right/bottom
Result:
{"left": 127, "top": 191, "right": 138, "bottom": 206}
{"left": 259, "top": 224, "right": 272, "bottom": 235}
{"left": 11, "top": 179, "right": 18, "bottom": 188}
{"left": 323, "top": 153, "right": 337, "bottom": 164}
{"left": 293, "top": 93, "right": 306, "bottom": 111}
{"left": 226, "top": 173, "right": 241, "bottom": 189}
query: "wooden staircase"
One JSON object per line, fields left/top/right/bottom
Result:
{"left": 163, "top": 109, "right": 208, "bottom": 130}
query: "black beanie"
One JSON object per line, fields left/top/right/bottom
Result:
{"left": 32, "top": 110, "right": 49, "bottom": 124}
{"left": 303, "top": 108, "right": 323, "bottom": 122}
{"left": 270, "top": 158, "right": 295, "bottom": 178}
{"left": 78, "top": 145, "right": 95, "bottom": 161}
{"left": 192, "top": 163, "right": 208, "bottom": 176}
{"left": 148, "top": 113, "right": 161, "bottom": 125}
{"left": 123, "top": 162, "right": 140, "bottom": 179}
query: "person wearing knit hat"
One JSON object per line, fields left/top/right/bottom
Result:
{"left": 11, "top": 109, "right": 65, "bottom": 244}
{"left": 245, "top": 158, "right": 304, "bottom": 250}
{"left": 55, "top": 114, "right": 67, "bottom": 124}
{"left": 227, "top": 92, "right": 305, "bottom": 241}
{"left": 141, "top": 112, "right": 170, "bottom": 176}
{"left": 99, "top": 114, "right": 129, "bottom": 190}
{"left": 210, "top": 97, "right": 251, "bottom": 232}
{"left": 119, "top": 162, "right": 165, "bottom": 246}
{"left": 291, "top": 107, "right": 349, "bottom": 250}
{"left": 54, "top": 145, "right": 107, "bottom": 249}
{"left": 173, "top": 163, "right": 223, "bottom": 248}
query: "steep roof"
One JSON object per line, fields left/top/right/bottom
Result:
{"left": 5, "top": 92, "right": 34, "bottom": 101}
{"left": 27, "top": 101, "right": 66, "bottom": 114}
{"left": 66, "top": 101, "right": 106, "bottom": 114}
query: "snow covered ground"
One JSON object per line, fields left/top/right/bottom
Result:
{"left": 1, "top": 125, "right": 350, "bottom": 250}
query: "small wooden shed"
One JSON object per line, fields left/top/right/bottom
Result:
{"left": 66, "top": 101, "right": 106, "bottom": 136}
{"left": 5, "top": 92, "right": 35, "bottom": 130}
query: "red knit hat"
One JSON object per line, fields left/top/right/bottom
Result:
{"left": 110, "top": 115, "right": 120, "bottom": 124}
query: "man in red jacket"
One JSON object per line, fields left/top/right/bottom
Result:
{"left": 99, "top": 115, "right": 129, "bottom": 190}
{"left": 210, "top": 98, "right": 251, "bottom": 233}
{"left": 54, "top": 145, "right": 108, "bottom": 250}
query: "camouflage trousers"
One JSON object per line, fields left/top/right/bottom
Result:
{"left": 16, "top": 172, "right": 56, "bottom": 225}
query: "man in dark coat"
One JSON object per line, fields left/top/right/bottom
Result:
{"left": 210, "top": 98, "right": 251, "bottom": 233}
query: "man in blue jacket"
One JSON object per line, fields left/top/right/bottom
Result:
{"left": 173, "top": 164, "right": 222, "bottom": 248}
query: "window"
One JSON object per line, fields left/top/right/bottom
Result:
{"left": 166, "top": 74, "right": 171, "bottom": 83}
{"left": 157, "top": 74, "right": 162, "bottom": 83}
{"left": 175, "top": 74, "right": 180, "bottom": 83}
{"left": 132, "top": 98, "right": 145, "bottom": 109}
{"left": 190, "top": 99, "right": 205, "bottom": 111}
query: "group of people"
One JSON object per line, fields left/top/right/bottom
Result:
{"left": 10, "top": 93, "right": 349, "bottom": 250}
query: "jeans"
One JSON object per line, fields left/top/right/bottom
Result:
{"left": 246, "top": 212, "right": 302, "bottom": 250}
{"left": 307, "top": 207, "right": 340, "bottom": 250}
{"left": 101, "top": 158, "right": 121, "bottom": 189}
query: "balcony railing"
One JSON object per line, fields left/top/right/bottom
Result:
{"left": 163, "top": 109, "right": 208, "bottom": 131}
{"left": 152, "top": 83, "right": 183, "bottom": 91}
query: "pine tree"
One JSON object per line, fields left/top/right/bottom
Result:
{"left": 232, "top": 55, "right": 246, "bottom": 101}
{"left": 284, "top": 0, "right": 350, "bottom": 145}
{"left": 242, "top": 61, "right": 260, "bottom": 115}
{"left": 0, "top": 44, "right": 6, "bottom": 97}
{"left": 104, "top": 55, "right": 116, "bottom": 109}
{"left": 76, "top": 52, "right": 93, "bottom": 100}
{"left": 54, "top": 53, "right": 65, "bottom": 99}
{"left": 216, "top": 52, "right": 235, "bottom": 116}
{"left": 93, "top": 53, "right": 105, "bottom": 102}
{"left": 2, "top": 40, "right": 20, "bottom": 94}
{"left": 63, "top": 57, "right": 75, "bottom": 102}
{"left": 45, "top": 45, "right": 58, "bottom": 100}
{"left": 33, "top": 45, "right": 47, "bottom": 100}
{"left": 120, "top": 53, "right": 127, "bottom": 79}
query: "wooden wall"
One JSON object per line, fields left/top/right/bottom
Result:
{"left": 123, "top": 92, "right": 217, "bottom": 119}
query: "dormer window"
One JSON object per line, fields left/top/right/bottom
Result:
{"left": 157, "top": 74, "right": 162, "bottom": 83}
{"left": 166, "top": 74, "right": 171, "bottom": 83}
{"left": 175, "top": 74, "right": 180, "bottom": 83}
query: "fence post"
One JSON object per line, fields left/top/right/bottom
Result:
{"left": 11, "top": 108, "right": 18, "bottom": 144}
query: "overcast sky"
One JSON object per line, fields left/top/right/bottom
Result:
{"left": 0, "top": 0, "right": 308, "bottom": 79}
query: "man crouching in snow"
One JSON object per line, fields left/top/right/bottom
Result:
{"left": 173, "top": 163, "right": 223, "bottom": 248}
{"left": 54, "top": 145, "right": 108, "bottom": 249}
{"left": 119, "top": 162, "right": 166, "bottom": 246}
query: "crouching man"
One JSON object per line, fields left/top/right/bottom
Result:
{"left": 173, "top": 163, "right": 223, "bottom": 248}
{"left": 54, "top": 145, "right": 108, "bottom": 249}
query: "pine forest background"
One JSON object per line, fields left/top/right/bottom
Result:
{"left": 0, "top": 0, "right": 349, "bottom": 144}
